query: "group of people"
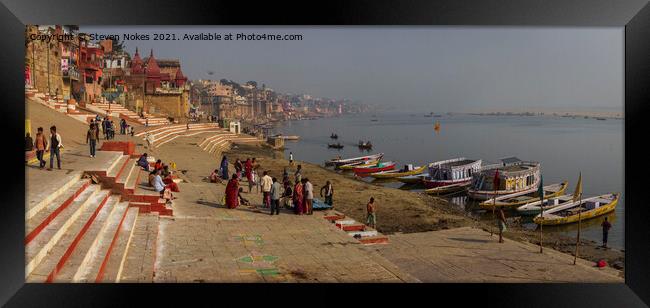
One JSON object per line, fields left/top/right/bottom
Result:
{"left": 137, "top": 153, "right": 180, "bottom": 203}
{"left": 218, "top": 156, "right": 337, "bottom": 217}
{"left": 25, "top": 125, "right": 63, "bottom": 170}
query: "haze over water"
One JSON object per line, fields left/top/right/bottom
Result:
{"left": 274, "top": 113, "right": 624, "bottom": 249}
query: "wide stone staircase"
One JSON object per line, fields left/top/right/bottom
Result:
{"left": 87, "top": 101, "right": 171, "bottom": 127}
{"left": 25, "top": 150, "right": 170, "bottom": 283}
{"left": 25, "top": 86, "right": 95, "bottom": 124}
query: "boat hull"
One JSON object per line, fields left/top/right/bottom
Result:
{"left": 423, "top": 178, "right": 471, "bottom": 189}
{"left": 479, "top": 181, "right": 569, "bottom": 210}
{"left": 370, "top": 165, "right": 426, "bottom": 179}
{"left": 353, "top": 163, "right": 396, "bottom": 174}
{"left": 397, "top": 174, "right": 426, "bottom": 184}
{"left": 533, "top": 195, "right": 618, "bottom": 226}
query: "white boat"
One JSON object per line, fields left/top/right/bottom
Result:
{"left": 468, "top": 157, "right": 541, "bottom": 201}
{"left": 516, "top": 194, "right": 575, "bottom": 215}
{"left": 533, "top": 193, "right": 619, "bottom": 225}
{"left": 325, "top": 153, "right": 384, "bottom": 167}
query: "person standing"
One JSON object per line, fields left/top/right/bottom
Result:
{"left": 497, "top": 207, "right": 507, "bottom": 243}
{"left": 244, "top": 158, "right": 253, "bottom": 192}
{"left": 48, "top": 125, "right": 63, "bottom": 170}
{"left": 86, "top": 123, "right": 98, "bottom": 158}
{"left": 320, "top": 180, "right": 334, "bottom": 207}
{"left": 303, "top": 178, "right": 314, "bottom": 215}
{"left": 270, "top": 177, "right": 282, "bottom": 215}
{"left": 220, "top": 156, "right": 229, "bottom": 180}
{"left": 225, "top": 174, "right": 240, "bottom": 209}
{"left": 601, "top": 217, "right": 612, "bottom": 248}
{"left": 294, "top": 164, "right": 302, "bottom": 184}
{"left": 289, "top": 152, "right": 294, "bottom": 165}
{"left": 34, "top": 127, "right": 48, "bottom": 169}
{"left": 234, "top": 158, "right": 243, "bottom": 179}
{"left": 366, "top": 197, "right": 376, "bottom": 229}
{"left": 293, "top": 180, "right": 304, "bottom": 215}
{"left": 261, "top": 171, "right": 273, "bottom": 208}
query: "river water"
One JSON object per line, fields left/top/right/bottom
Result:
{"left": 272, "top": 113, "right": 624, "bottom": 249}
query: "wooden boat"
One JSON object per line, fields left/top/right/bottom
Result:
{"left": 339, "top": 159, "right": 381, "bottom": 170}
{"left": 479, "top": 181, "right": 569, "bottom": 210}
{"left": 353, "top": 161, "right": 396, "bottom": 174}
{"left": 370, "top": 164, "right": 427, "bottom": 179}
{"left": 422, "top": 158, "right": 482, "bottom": 189}
{"left": 424, "top": 182, "right": 470, "bottom": 195}
{"left": 397, "top": 173, "right": 428, "bottom": 184}
{"left": 468, "top": 157, "right": 540, "bottom": 201}
{"left": 326, "top": 153, "right": 384, "bottom": 167}
{"left": 533, "top": 193, "right": 619, "bottom": 225}
{"left": 358, "top": 141, "right": 373, "bottom": 149}
{"left": 271, "top": 134, "right": 300, "bottom": 140}
{"left": 330, "top": 133, "right": 338, "bottom": 139}
{"left": 328, "top": 143, "right": 344, "bottom": 149}
{"left": 516, "top": 194, "right": 575, "bottom": 215}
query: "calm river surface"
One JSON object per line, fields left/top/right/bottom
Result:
{"left": 272, "top": 113, "right": 624, "bottom": 249}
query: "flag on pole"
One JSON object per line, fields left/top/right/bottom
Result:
{"left": 573, "top": 172, "right": 582, "bottom": 202}
{"left": 493, "top": 169, "right": 500, "bottom": 190}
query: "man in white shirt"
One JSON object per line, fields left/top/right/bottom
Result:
{"left": 48, "top": 125, "right": 63, "bottom": 170}
{"left": 304, "top": 178, "right": 314, "bottom": 215}
{"left": 260, "top": 171, "right": 273, "bottom": 208}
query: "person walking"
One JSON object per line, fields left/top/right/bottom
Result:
{"left": 601, "top": 217, "right": 612, "bottom": 248}
{"left": 270, "top": 177, "right": 282, "bottom": 215}
{"left": 303, "top": 178, "right": 314, "bottom": 215}
{"left": 48, "top": 125, "right": 63, "bottom": 170}
{"left": 497, "top": 207, "right": 507, "bottom": 243}
{"left": 86, "top": 123, "right": 98, "bottom": 158}
{"left": 34, "top": 127, "right": 48, "bottom": 169}
{"left": 261, "top": 171, "right": 273, "bottom": 208}
{"left": 320, "top": 180, "right": 334, "bottom": 207}
{"left": 366, "top": 197, "right": 376, "bottom": 229}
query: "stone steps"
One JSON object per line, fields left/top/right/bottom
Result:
{"left": 51, "top": 196, "right": 124, "bottom": 282}
{"left": 26, "top": 189, "right": 111, "bottom": 282}
{"left": 69, "top": 200, "right": 131, "bottom": 282}
{"left": 25, "top": 185, "right": 101, "bottom": 279}
{"left": 117, "top": 212, "right": 160, "bottom": 282}
{"left": 323, "top": 211, "right": 389, "bottom": 245}
{"left": 96, "top": 207, "right": 139, "bottom": 282}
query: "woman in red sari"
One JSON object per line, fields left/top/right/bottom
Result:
{"left": 225, "top": 174, "right": 240, "bottom": 209}
{"left": 161, "top": 165, "right": 180, "bottom": 192}
{"left": 293, "top": 180, "right": 304, "bottom": 215}
{"left": 244, "top": 158, "right": 254, "bottom": 192}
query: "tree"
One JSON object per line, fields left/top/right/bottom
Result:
{"left": 110, "top": 37, "right": 125, "bottom": 53}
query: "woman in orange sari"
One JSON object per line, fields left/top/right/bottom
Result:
{"left": 293, "top": 180, "right": 304, "bottom": 215}
{"left": 225, "top": 174, "right": 240, "bottom": 209}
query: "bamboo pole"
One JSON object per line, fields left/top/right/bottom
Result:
{"left": 491, "top": 186, "right": 496, "bottom": 237}
{"left": 539, "top": 204, "right": 544, "bottom": 253}
{"left": 574, "top": 195, "right": 583, "bottom": 265}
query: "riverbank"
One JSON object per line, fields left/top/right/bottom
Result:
{"left": 222, "top": 143, "right": 624, "bottom": 276}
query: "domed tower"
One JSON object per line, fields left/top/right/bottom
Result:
{"left": 174, "top": 67, "right": 187, "bottom": 87}
{"left": 144, "top": 49, "right": 161, "bottom": 92}
{"left": 130, "top": 47, "right": 144, "bottom": 74}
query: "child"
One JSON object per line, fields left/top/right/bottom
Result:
{"left": 238, "top": 187, "right": 251, "bottom": 206}
{"left": 366, "top": 197, "right": 376, "bottom": 229}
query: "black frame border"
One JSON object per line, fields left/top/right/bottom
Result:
{"left": 1, "top": 0, "right": 649, "bottom": 306}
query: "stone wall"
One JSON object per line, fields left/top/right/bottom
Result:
{"left": 144, "top": 91, "right": 189, "bottom": 118}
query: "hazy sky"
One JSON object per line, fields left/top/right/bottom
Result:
{"left": 80, "top": 26, "right": 623, "bottom": 113}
